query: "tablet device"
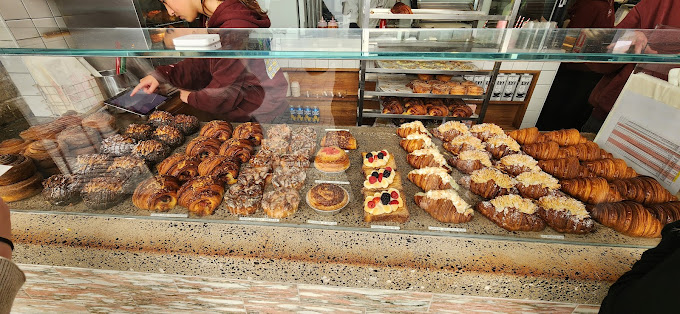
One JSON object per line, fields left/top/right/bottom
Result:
{"left": 104, "top": 88, "right": 169, "bottom": 117}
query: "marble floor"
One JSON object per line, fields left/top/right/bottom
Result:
{"left": 12, "top": 264, "right": 601, "bottom": 313}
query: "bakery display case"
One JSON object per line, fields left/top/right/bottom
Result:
{"left": 1, "top": 27, "right": 680, "bottom": 254}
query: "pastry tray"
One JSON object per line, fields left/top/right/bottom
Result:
{"left": 375, "top": 60, "right": 479, "bottom": 72}
{"left": 372, "top": 75, "right": 486, "bottom": 99}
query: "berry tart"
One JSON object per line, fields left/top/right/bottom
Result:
{"left": 363, "top": 167, "right": 402, "bottom": 192}
{"left": 361, "top": 150, "right": 397, "bottom": 172}
{"left": 363, "top": 188, "right": 409, "bottom": 223}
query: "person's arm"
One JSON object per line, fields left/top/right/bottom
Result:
{"left": 0, "top": 200, "right": 11, "bottom": 260}
{"left": 0, "top": 199, "right": 26, "bottom": 314}
{"left": 185, "top": 59, "right": 252, "bottom": 114}
{"left": 131, "top": 58, "right": 212, "bottom": 96}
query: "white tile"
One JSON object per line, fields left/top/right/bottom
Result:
{"left": 46, "top": 0, "right": 60, "bottom": 16}
{"left": 500, "top": 62, "right": 513, "bottom": 71}
{"left": 542, "top": 62, "right": 561, "bottom": 71}
{"left": 0, "top": 40, "right": 17, "bottom": 48}
{"left": 531, "top": 84, "right": 551, "bottom": 100}
{"left": 471, "top": 61, "right": 485, "bottom": 70}
{"left": 341, "top": 60, "right": 359, "bottom": 68}
{"left": 23, "top": 95, "right": 52, "bottom": 117}
{"left": 0, "top": 23, "right": 14, "bottom": 40}
{"left": 521, "top": 109, "right": 541, "bottom": 126}
{"left": 536, "top": 70, "right": 556, "bottom": 85}
{"left": 55, "top": 16, "right": 66, "bottom": 30}
{"left": 276, "top": 59, "right": 288, "bottom": 68}
{"left": 44, "top": 37, "right": 66, "bottom": 48}
{"left": 32, "top": 17, "right": 58, "bottom": 36}
{"left": 6, "top": 19, "right": 39, "bottom": 40}
{"left": 527, "top": 62, "right": 543, "bottom": 71}
{"left": 0, "top": 56, "right": 29, "bottom": 73}
{"left": 315, "top": 59, "right": 329, "bottom": 68}
{"left": 512, "top": 62, "right": 528, "bottom": 71}
{"left": 527, "top": 97, "right": 547, "bottom": 111}
{"left": 9, "top": 73, "right": 40, "bottom": 95}
{"left": 287, "top": 59, "right": 302, "bottom": 68}
{"left": 301, "top": 59, "right": 316, "bottom": 68}
{"left": 482, "top": 61, "right": 495, "bottom": 70}
{"left": 329, "top": 59, "right": 343, "bottom": 69}
{"left": 0, "top": 0, "right": 30, "bottom": 20}
{"left": 16, "top": 37, "right": 44, "bottom": 48}
{"left": 22, "top": 0, "right": 53, "bottom": 18}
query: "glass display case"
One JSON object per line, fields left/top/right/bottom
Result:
{"left": 1, "top": 27, "right": 679, "bottom": 253}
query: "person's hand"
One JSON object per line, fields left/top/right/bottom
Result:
{"left": 131, "top": 75, "right": 160, "bottom": 96}
{"left": 179, "top": 89, "right": 191, "bottom": 103}
{"left": 609, "top": 31, "right": 658, "bottom": 54}
{"left": 0, "top": 199, "right": 12, "bottom": 260}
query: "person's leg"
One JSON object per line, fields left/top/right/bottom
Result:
{"left": 580, "top": 114, "right": 604, "bottom": 134}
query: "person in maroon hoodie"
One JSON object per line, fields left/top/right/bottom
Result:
{"left": 132, "top": 0, "right": 289, "bottom": 123}
{"left": 582, "top": 0, "right": 680, "bottom": 133}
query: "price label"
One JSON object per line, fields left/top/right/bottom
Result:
{"left": 428, "top": 226, "right": 467, "bottom": 233}
{"left": 371, "top": 225, "right": 400, "bottom": 230}
{"left": 314, "top": 180, "right": 351, "bottom": 185}
{"left": 307, "top": 220, "right": 338, "bottom": 226}
{"left": 239, "top": 217, "right": 280, "bottom": 223}
{"left": 150, "top": 213, "right": 189, "bottom": 218}
{"left": 325, "top": 128, "right": 350, "bottom": 132}
{"left": 540, "top": 234, "right": 565, "bottom": 240}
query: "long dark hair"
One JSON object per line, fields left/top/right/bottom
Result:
{"left": 201, "top": 0, "right": 267, "bottom": 16}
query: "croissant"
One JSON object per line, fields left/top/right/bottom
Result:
{"left": 543, "top": 129, "right": 587, "bottom": 146}
{"left": 232, "top": 122, "right": 263, "bottom": 146}
{"left": 590, "top": 201, "right": 662, "bottom": 237}
{"left": 405, "top": 104, "right": 427, "bottom": 115}
{"left": 199, "top": 120, "right": 233, "bottom": 142}
{"left": 475, "top": 196, "right": 546, "bottom": 232}
{"left": 536, "top": 196, "right": 595, "bottom": 234}
{"left": 399, "top": 134, "right": 433, "bottom": 153}
{"left": 458, "top": 171, "right": 517, "bottom": 199}
{"left": 396, "top": 121, "right": 430, "bottom": 138}
{"left": 508, "top": 127, "right": 543, "bottom": 145}
{"left": 446, "top": 150, "right": 492, "bottom": 174}
{"left": 515, "top": 171, "right": 560, "bottom": 200}
{"left": 407, "top": 167, "right": 456, "bottom": 191}
{"left": 427, "top": 104, "right": 449, "bottom": 116}
{"left": 156, "top": 154, "right": 200, "bottom": 182}
{"left": 132, "top": 175, "right": 180, "bottom": 211}
{"left": 484, "top": 136, "right": 521, "bottom": 160}
{"left": 403, "top": 98, "right": 424, "bottom": 108}
{"left": 582, "top": 158, "right": 637, "bottom": 181}
{"left": 560, "top": 177, "right": 623, "bottom": 204}
{"left": 185, "top": 136, "right": 222, "bottom": 160}
{"left": 431, "top": 121, "right": 469, "bottom": 142}
{"left": 198, "top": 155, "right": 239, "bottom": 185}
{"left": 406, "top": 149, "right": 450, "bottom": 171}
{"left": 219, "top": 139, "right": 254, "bottom": 164}
{"left": 558, "top": 142, "right": 612, "bottom": 161}
{"left": 177, "top": 176, "right": 225, "bottom": 216}
{"left": 645, "top": 202, "right": 680, "bottom": 225}
{"left": 382, "top": 99, "right": 405, "bottom": 114}
{"left": 449, "top": 104, "right": 474, "bottom": 118}
{"left": 538, "top": 157, "right": 592, "bottom": 180}
{"left": 414, "top": 190, "right": 473, "bottom": 223}
{"left": 611, "top": 176, "right": 678, "bottom": 205}
{"left": 521, "top": 141, "right": 562, "bottom": 160}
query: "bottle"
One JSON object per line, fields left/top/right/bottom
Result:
{"left": 312, "top": 106, "right": 320, "bottom": 124}
{"left": 317, "top": 18, "right": 327, "bottom": 28}
{"left": 303, "top": 106, "right": 312, "bottom": 123}
{"left": 296, "top": 106, "right": 305, "bottom": 122}
{"left": 379, "top": 19, "right": 387, "bottom": 28}
{"left": 327, "top": 18, "right": 338, "bottom": 29}
{"left": 289, "top": 106, "right": 297, "bottom": 122}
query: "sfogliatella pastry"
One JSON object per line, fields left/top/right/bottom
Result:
{"left": 81, "top": 176, "right": 125, "bottom": 210}
{"left": 73, "top": 154, "right": 112, "bottom": 179}
{"left": 198, "top": 155, "right": 239, "bottom": 185}
{"left": 362, "top": 149, "right": 397, "bottom": 171}
{"left": 581, "top": 158, "right": 637, "bottom": 181}
{"left": 560, "top": 177, "right": 623, "bottom": 204}
{"left": 262, "top": 188, "right": 301, "bottom": 219}
{"left": 508, "top": 127, "right": 543, "bottom": 145}
{"left": 157, "top": 154, "right": 200, "bottom": 183}
{"left": 0, "top": 154, "right": 36, "bottom": 186}
{"left": 442, "top": 134, "right": 485, "bottom": 156}
{"left": 200, "top": 120, "right": 234, "bottom": 142}
{"left": 107, "top": 156, "right": 151, "bottom": 192}
{"left": 100, "top": 134, "right": 136, "bottom": 156}
{"left": 365, "top": 167, "right": 402, "bottom": 192}
{"left": 132, "top": 175, "right": 181, "bottom": 212}
{"left": 224, "top": 181, "right": 263, "bottom": 215}
{"left": 397, "top": 121, "right": 430, "bottom": 138}
{"left": 431, "top": 121, "right": 469, "bottom": 142}
{"left": 321, "top": 130, "right": 358, "bottom": 150}
{"left": 538, "top": 157, "right": 592, "bottom": 180}
{"left": 271, "top": 166, "right": 306, "bottom": 190}
{"left": 123, "top": 124, "right": 154, "bottom": 141}
{"left": 407, "top": 167, "right": 456, "bottom": 192}
{"left": 306, "top": 183, "right": 349, "bottom": 212}
{"left": 414, "top": 189, "right": 473, "bottom": 223}
{"left": 543, "top": 128, "right": 587, "bottom": 146}
{"left": 459, "top": 167, "right": 517, "bottom": 199}
{"left": 81, "top": 111, "right": 116, "bottom": 134}
{"left": 314, "top": 146, "right": 350, "bottom": 173}
{"left": 610, "top": 176, "right": 677, "bottom": 205}
{"left": 266, "top": 124, "right": 292, "bottom": 141}
{"left": 400, "top": 133, "right": 435, "bottom": 153}
{"left": 0, "top": 138, "right": 31, "bottom": 155}
{"left": 407, "top": 148, "right": 450, "bottom": 171}
{"left": 485, "top": 136, "right": 521, "bottom": 159}
{"left": 178, "top": 176, "right": 225, "bottom": 216}
{"left": 363, "top": 188, "right": 409, "bottom": 223}
{"left": 536, "top": 195, "right": 594, "bottom": 234}
{"left": 447, "top": 149, "right": 492, "bottom": 174}
{"left": 42, "top": 174, "right": 84, "bottom": 206}
{"left": 185, "top": 136, "right": 222, "bottom": 160}
{"left": 476, "top": 194, "right": 546, "bottom": 232}
{"left": 645, "top": 202, "right": 680, "bottom": 225}
{"left": 590, "top": 201, "right": 662, "bottom": 237}
{"left": 132, "top": 140, "right": 171, "bottom": 164}
{"left": 515, "top": 171, "right": 560, "bottom": 199}
{"left": 173, "top": 114, "right": 199, "bottom": 135}
{"left": 469, "top": 123, "right": 504, "bottom": 142}
{"left": 153, "top": 125, "right": 184, "bottom": 147}
{"left": 497, "top": 154, "right": 541, "bottom": 177}
{"left": 148, "top": 110, "right": 174, "bottom": 127}
{"left": 232, "top": 122, "right": 263, "bottom": 145}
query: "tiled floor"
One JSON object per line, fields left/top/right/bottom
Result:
{"left": 12, "top": 264, "right": 600, "bottom": 313}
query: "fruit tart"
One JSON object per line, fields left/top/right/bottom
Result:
{"left": 363, "top": 188, "right": 409, "bottom": 223}
{"left": 314, "top": 146, "right": 350, "bottom": 173}
{"left": 361, "top": 149, "right": 397, "bottom": 172}
{"left": 363, "top": 167, "right": 402, "bottom": 192}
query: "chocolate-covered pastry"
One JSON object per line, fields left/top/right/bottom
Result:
{"left": 148, "top": 110, "right": 174, "bottom": 127}
{"left": 153, "top": 125, "right": 184, "bottom": 147}
{"left": 219, "top": 138, "right": 254, "bottom": 164}
{"left": 200, "top": 120, "right": 233, "bottom": 142}
{"left": 107, "top": 156, "right": 151, "bottom": 192}
{"left": 42, "top": 174, "right": 84, "bottom": 206}
{"left": 123, "top": 124, "right": 154, "bottom": 141}
{"left": 100, "top": 134, "right": 136, "bottom": 156}
{"left": 177, "top": 176, "right": 225, "bottom": 216}
{"left": 173, "top": 114, "right": 199, "bottom": 135}
{"left": 132, "top": 140, "right": 171, "bottom": 164}
{"left": 73, "top": 154, "right": 112, "bottom": 179}
{"left": 81, "top": 176, "right": 125, "bottom": 210}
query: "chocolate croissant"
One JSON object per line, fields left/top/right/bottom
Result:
{"left": 427, "top": 104, "right": 449, "bottom": 116}
{"left": 558, "top": 142, "right": 612, "bottom": 161}
{"left": 405, "top": 104, "right": 427, "bottom": 115}
{"left": 590, "top": 201, "right": 662, "bottom": 237}
{"left": 219, "top": 138, "right": 254, "bottom": 164}
{"left": 582, "top": 158, "right": 637, "bottom": 181}
{"left": 538, "top": 157, "right": 592, "bottom": 180}
{"left": 177, "top": 176, "right": 225, "bottom": 216}
{"left": 232, "top": 122, "right": 263, "bottom": 146}
{"left": 543, "top": 129, "right": 587, "bottom": 146}
{"left": 475, "top": 195, "right": 546, "bottom": 232}
{"left": 522, "top": 141, "right": 562, "bottom": 160}
{"left": 508, "top": 127, "right": 543, "bottom": 145}
{"left": 185, "top": 136, "right": 222, "bottom": 160}
{"left": 414, "top": 190, "right": 473, "bottom": 223}
{"left": 200, "top": 120, "right": 233, "bottom": 142}
{"left": 560, "top": 177, "right": 623, "bottom": 204}
{"left": 382, "top": 98, "right": 405, "bottom": 114}
{"left": 645, "top": 202, "right": 680, "bottom": 225}
{"left": 198, "top": 155, "right": 239, "bottom": 185}
{"left": 157, "top": 154, "right": 200, "bottom": 183}
{"left": 132, "top": 175, "right": 181, "bottom": 211}
{"left": 449, "top": 104, "right": 474, "bottom": 118}
{"left": 611, "top": 176, "right": 678, "bottom": 205}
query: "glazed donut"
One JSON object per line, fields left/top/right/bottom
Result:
{"left": 132, "top": 175, "right": 181, "bottom": 211}
{"left": 0, "top": 154, "right": 37, "bottom": 186}
{"left": 0, "top": 138, "right": 32, "bottom": 155}
{"left": 199, "top": 120, "right": 233, "bottom": 142}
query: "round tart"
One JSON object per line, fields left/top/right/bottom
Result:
{"left": 314, "top": 146, "right": 350, "bottom": 173}
{"left": 306, "top": 183, "right": 349, "bottom": 213}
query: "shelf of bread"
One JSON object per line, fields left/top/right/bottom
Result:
{"left": 363, "top": 109, "right": 478, "bottom": 121}
{"left": 1, "top": 112, "right": 675, "bottom": 248}
{"left": 372, "top": 74, "right": 486, "bottom": 99}
{"left": 367, "top": 60, "right": 484, "bottom": 75}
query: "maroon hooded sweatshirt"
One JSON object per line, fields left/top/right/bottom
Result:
{"left": 153, "top": 0, "right": 288, "bottom": 122}
{"left": 588, "top": 0, "right": 680, "bottom": 121}
{"left": 567, "top": 0, "right": 614, "bottom": 29}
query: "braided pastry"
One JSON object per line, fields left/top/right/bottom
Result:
{"left": 132, "top": 140, "right": 170, "bottom": 164}
{"left": 476, "top": 195, "right": 546, "bottom": 232}
{"left": 414, "top": 190, "right": 473, "bottom": 223}
{"left": 173, "top": 114, "right": 199, "bottom": 135}
{"left": 197, "top": 155, "right": 239, "bottom": 185}
{"left": 611, "top": 176, "right": 678, "bottom": 205}
{"left": 81, "top": 176, "right": 125, "bottom": 210}
{"left": 42, "top": 174, "right": 84, "bottom": 206}
{"left": 219, "top": 139, "right": 254, "bottom": 164}
{"left": 458, "top": 167, "right": 517, "bottom": 199}
{"left": 177, "top": 176, "right": 225, "bottom": 216}
{"left": 262, "top": 188, "right": 301, "bottom": 219}
{"left": 590, "top": 201, "right": 662, "bottom": 237}
{"left": 449, "top": 104, "right": 474, "bottom": 118}
{"left": 0, "top": 139, "right": 31, "bottom": 155}
{"left": 157, "top": 154, "right": 200, "bottom": 183}
{"left": 399, "top": 133, "right": 434, "bottom": 153}
{"left": 536, "top": 195, "right": 594, "bottom": 234}
{"left": 200, "top": 120, "right": 234, "bottom": 142}
{"left": 560, "top": 177, "right": 623, "bottom": 204}
{"left": 558, "top": 142, "right": 612, "bottom": 161}
{"left": 508, "top": 127, "right": 543, "bottom": 145}
{"left": 0, "top": 172, "right": 42, "bottom": 202}
{"left": 405, "top": 104, "right": 427, "bottom": 115}
{"left": 148, "top": 110, "right": 174, "bottom": 127}
{"left": 645, "top": 202, "right": 680, "bottom": 225}
{"left": 100, "top": 134, "right": 136, "bottom": 156}
{"left": 543, "top": 129, "right": 587, "bottom": 146}
{"left": 223, "top": 181, "right": 263, "bottom": 215}
{"left": 132, "top": 175, "right": 181, "bottom": 211}
{"left": 153, "top": 125, "right": 184, "bottom": 147}
{"left": 123, "top": 123, "right": 154, "bottom": 141}
{"left": 522, "top": 141, "right": 562, "bottom": 160}
{"left": 0, "top": 154, "right": 36, "bottom": 186}
{"left": 538, "top": 157, "right": 592, "bottom": 180}
{"left": 582, "top": 158, "right": 637, "bottom": 181}
{"left": 232, "top": 122, "right": 263, "bottom": 145}
{"left": 186, "top": 136, "right": 222, "bottom": 160}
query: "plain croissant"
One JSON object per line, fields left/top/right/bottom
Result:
{"left": 582, "top": 158, "right": 637, "bottom": 181}
{"left": 590, "top": 201, "right": 662, "bottom": 237}
{"left": 558, "top": 142, "right": 612, "bottom": 161}
{"left": 507, "top": 127, "right": 543, "bottom": 145}
{"left": 611, "top": 176, "right": 678, "bottom": 205}
{"left": 645, "top": 202, "right": 680, "bottom": 225}
{"left": 543, "top": 129, "right": 587, "bottom": 146}
{"left": 522, "top": 141, "right": 562, "bottom": 160}
{"left": 560, "top": 177, "right": 623, "bottom": 204}
{"left": 538, "top": 157, "right": 592, "bottom": 180}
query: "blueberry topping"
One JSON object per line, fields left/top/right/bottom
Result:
{"left": 371, "top": 172, "right": 379, "bottom": 178}
{"left": 377, "top": 152, "right": 385, "bottom": 159}
{"left": 383, "top": 170, "right": 391, "bottom": 178}
{"left": 366, "top": 153, "right": 373, "bottom": 159}
{"left": 381, "top": 193, "right": 390, "bottom": 205}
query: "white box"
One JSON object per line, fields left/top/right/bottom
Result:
{"left": 463, "top": 75, "right": 475, "bottom": 82}
{"left": 473, "top": 75, "right": 487, "bottom": 91}
{"left": 513, "top": 74, "right": 534, "bottom": 102}
{"left": 502, "top": 74, "right": 521, "bottom": 101}
{"left": 483, "top": 76, "right": 491, "bottom": 92}
{"left": 173, "top": 34, "right": 221, "bottom": 50}
{"left": 491, "top": 74, "right": 507, "bottom": 101}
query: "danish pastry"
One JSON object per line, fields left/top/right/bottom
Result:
{"left": 177, "top": 176, "right": 225, "bottom": 216}
{"left": 262, "top": 188, "right": 301, "bottom": 219}
{"left": 232, "top": 122, "right": 263, "bottom": 146}
{"left": 315, "top": 147, "right": 350, "bottom": 172}
{"left": 157, "top": 154, "right": 200, "bottom": 183}
{"left": 198, "top": 155, "right": 239, "bottom": 185}
{"left": 476, "top": 195, "right": 546, "bottom": 232}
{"left": 321, "top": 131, "right": 357, "bottom": 150}
{"left": 152, "top": 125, "right": 184, "bottom": 147}
{"left": 132, "top": 140, "right": 170, "bottom": 164}
{"left": 459, "top": 167, "right": 517, "bottom": 199}
{"left": 186, "top": 136, "right": 222, "bottom": 160}
{"left": 414, "top": 189, "right": 473, "bottom": 223}
{"left": 173, "top": 114, "right": 199, "bottom": 135}
{"left": 536, "top": 195, "right": 595, "bottom": 234}
{"left": 200, "top": 120, "right": 234, "bottom": 142}
{"left": 132, "top": 175, "right": 181, "bottom": 211}
{"left": 148, "top": 110, "right": 174, "bottom": 127}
